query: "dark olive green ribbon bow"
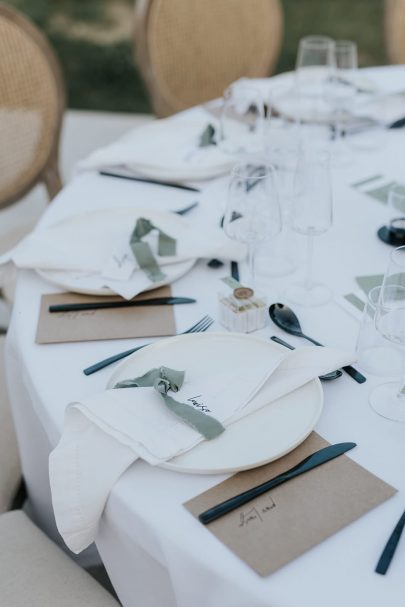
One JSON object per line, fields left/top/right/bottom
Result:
{"left": 114, "top": 366, "right": 225, "bottom": 440}
{"left": 129, "top": 218, "right": 176, "bottom": 282}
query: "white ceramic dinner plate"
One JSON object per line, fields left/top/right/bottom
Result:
{"left": 107, "top": 332, "right": 323, "bottom": 474}
{"left": 37, "top": 208, "right": 196, "bottom": 296}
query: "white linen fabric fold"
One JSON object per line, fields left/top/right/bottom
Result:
{"left": 77, "top": 108, "right": 234, "bottom": 182}
{"left": 0, "top": 208, "right": 246, "bottom": 299}
{"left": 49, "top": 345, "right": 353, "bottom": 554}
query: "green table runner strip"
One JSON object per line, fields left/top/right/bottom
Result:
{"left": 344, "top": 293, "right": 365, "bottom": 312}
{"left": 114, "top": 366, "right": 225, "bottom": 440}
{"left": 365, "top": 181, "right": 397, "bottom": 204}
{"left": 352, "top": 174, "right": 383, "bottom": 188}
{"left": 129, "top": 218, "right": 176, "bottom": 282}
{"left": 355, "top": 274, "right": 383, "bottom": 295}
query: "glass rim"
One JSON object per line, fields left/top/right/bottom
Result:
{"left": 230, "top": 161, "right": 277, "bottom": 179}
{"left": 335, "top": 39, "right": 357, "bottom": 50}
{"left": 298, "top": 35, "right": 335, "bottom": 50}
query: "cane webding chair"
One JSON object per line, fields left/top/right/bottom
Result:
{"left": 134, "top": 0, "right": 284, "bottom": 117}
{"left": 385, "top": 0, "right": 405, "bottom": 63}
{"left": 0, "top": 3, "right": 65, "bottom": 209}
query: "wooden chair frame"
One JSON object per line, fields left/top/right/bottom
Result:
{"left": 0, "top": 3, "right": 65, "bottom": 208}
{"left": 134, "top": 0, "right": 283, "bottom": 117}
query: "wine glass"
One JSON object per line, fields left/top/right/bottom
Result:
{"left": 295, "top": 35, "right": 336, "bottom": 121}
{"left": 223, "top": 161, "right": 281, "bottom": 289}
{"left": 326, "top": 40, "right": 358, "bottom": 164}
{"left": 219, "top": 81, "right": 265, "bottom": 156}
{"left": 370, "top": 246, "right": 405, "bottom": 421}
{"left": 284, "top": 148, "right": 333, "bottom": 306}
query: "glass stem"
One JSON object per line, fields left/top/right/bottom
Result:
{"left": 396, "top": 357, "right": 405, "bottom": 400}
{"left": 304, "top": 232, "right": 314, "bottom": 291}
{"left": 247, "top": 242, "right": 256, "bottom": 288}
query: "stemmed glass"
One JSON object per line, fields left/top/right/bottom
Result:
{"left": 219, "top": 81, "right": 265, "bottom": 156}
{"left": 295, "top": 35, "right": 336, "bottom": 122}
{"left": 370, "top": 246, "right": 405, "bottom": 421}
{"left": 284, "top": 149, "right": 333, "bottom": 306}
{"left": 223, "top": 161, "right": 281, "bottom": 289}
{"left": 326, "top": 40, "right": 358, "bottom": 164}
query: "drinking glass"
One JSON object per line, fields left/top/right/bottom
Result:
{"left": 223, "top": 161, "right": 281, "bottom": 289}
{"left": 356, "top": 286, "right": 402, "bottom": 376}
{"left": 284, "top": 149, "right": 333, "bottom": 306}
{"left": 326, "top": 40, "right": 358, "bottom": 164}
{"left": 370, "top": 246, "right": 405, "bottom": 421}
{"left": 219, "top": 81, "right": 265, "bottom": 156}
{"left": 295, "top": 35, "right": 336, "bottom": 121}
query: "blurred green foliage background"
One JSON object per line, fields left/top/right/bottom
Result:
{"left": 5, "top": 0, "right": 387, "bottom": 113}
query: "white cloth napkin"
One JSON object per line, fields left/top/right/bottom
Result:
{"left": 49, "top": 345, "right": 354, "bottom": 553}
{"left": 77, "top": 107, "right": 233, "bottom": 182}
{"left": 0, "top": 209, "right": 246, "bottom": 299}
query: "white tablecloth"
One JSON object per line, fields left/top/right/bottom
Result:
{"left": 5, "top": 67, "right": 405, "bottom": 606}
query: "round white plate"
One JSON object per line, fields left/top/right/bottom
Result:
{"left": 37, "top": 208, "right": 196, "bottom": 296}
{"left": 107, "top": 332, "right": 323, "bottom": 474}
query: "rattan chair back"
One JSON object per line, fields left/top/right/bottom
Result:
{"left": 0, "top": 4, "right": 65, "bottom": 209}
{"left": 134, "top": 0, "right": 283, "bottom": 117}
{"left": 385, "top": 0, "right": 405, "bottom": 63}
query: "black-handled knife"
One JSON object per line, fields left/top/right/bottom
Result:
{"left": 49, "top": 297, "right": 196, "bottom": 313}
{"left": 99, "top": 170, "right": 200, "bottom": 193}
{"left": 375, "top": 508, "right": 405, "bottom": 575}
{"left": 198, "top": 442, "right": 356, "bottom": 524}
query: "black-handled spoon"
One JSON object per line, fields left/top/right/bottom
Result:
{"left": 269, "top": 303, "right": 366, "bottom": 384}
{"left": 270, "top": 336, "right": 342, "bottom": 381}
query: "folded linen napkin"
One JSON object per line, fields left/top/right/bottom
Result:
{"left": 77, "top": 107, "right": 233, "bottom": 182}
{"left": 49, "top": 344, "right": 354, "bottom": 553}
{"left": 0, "top": 209, "right": 245, "bottom": 299}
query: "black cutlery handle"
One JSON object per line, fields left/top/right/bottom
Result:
{"left": 301, "top": 334, "right": 366, "bottom": 384}
{"left": 99, "top": 171, "right": 200, "bottom": 192}
{"left": 83, "top": 345, "right": 146, "bottom": 375}
{"left": 230, "top": 261, "right": 240, "bottom": 281}
{"left": 199, "top": 442, "right": 355, "bottom": 524}
{"left": 49, "top": 297, "right": 196, "bottom": 313}
{"left": 376, "top": 509, "right": 405, "bottom": 575}
{"left": 341, "top": 365, "right": 367, "bottom": 384}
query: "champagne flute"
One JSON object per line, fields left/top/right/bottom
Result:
{"left": 284, "top": 148, "right": 333, "bottom": 306}
{"left": 326, "top": 40, "right": 358, "bottom": 164}
{"left": 219, "top": 81, "right": 265, "bottom": 156}
{"left": 295, "top": 35, "right": 336, "bottom": 121}
{"left": 370, "top": 246, "right": 405, "bottom": 421}
{"left": 223, "top": 161, "right": 281, "bottom": 289}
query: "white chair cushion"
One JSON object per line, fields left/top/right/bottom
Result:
{"left": 0, "top": 511, "right": 120, "bottom": 606}
{"left": 0, "top": 335, "right": 21, "bottom": 512}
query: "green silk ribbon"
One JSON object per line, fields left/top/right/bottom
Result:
{"left": 130, "top": 218, "right": 176, "bottom": 282}
{"left": 114, "top": 366, "right": 225, "bottom": 440}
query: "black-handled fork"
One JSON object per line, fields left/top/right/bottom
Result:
{"left": 83, "top": 315, "right": 214, "bottom": 376}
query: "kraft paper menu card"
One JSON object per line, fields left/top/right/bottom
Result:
{"left": 36, "top": 286, "right": 176, "bottom": 344}
{"left": 185, "top": 433, "right": 396, "bottom": 576}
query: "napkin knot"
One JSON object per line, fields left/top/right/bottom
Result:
{"left": 129, "top": 218, "right": 176, "bottom": 283}
{"left": 114, "top": 366, "right": 224, "bottom": 440}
